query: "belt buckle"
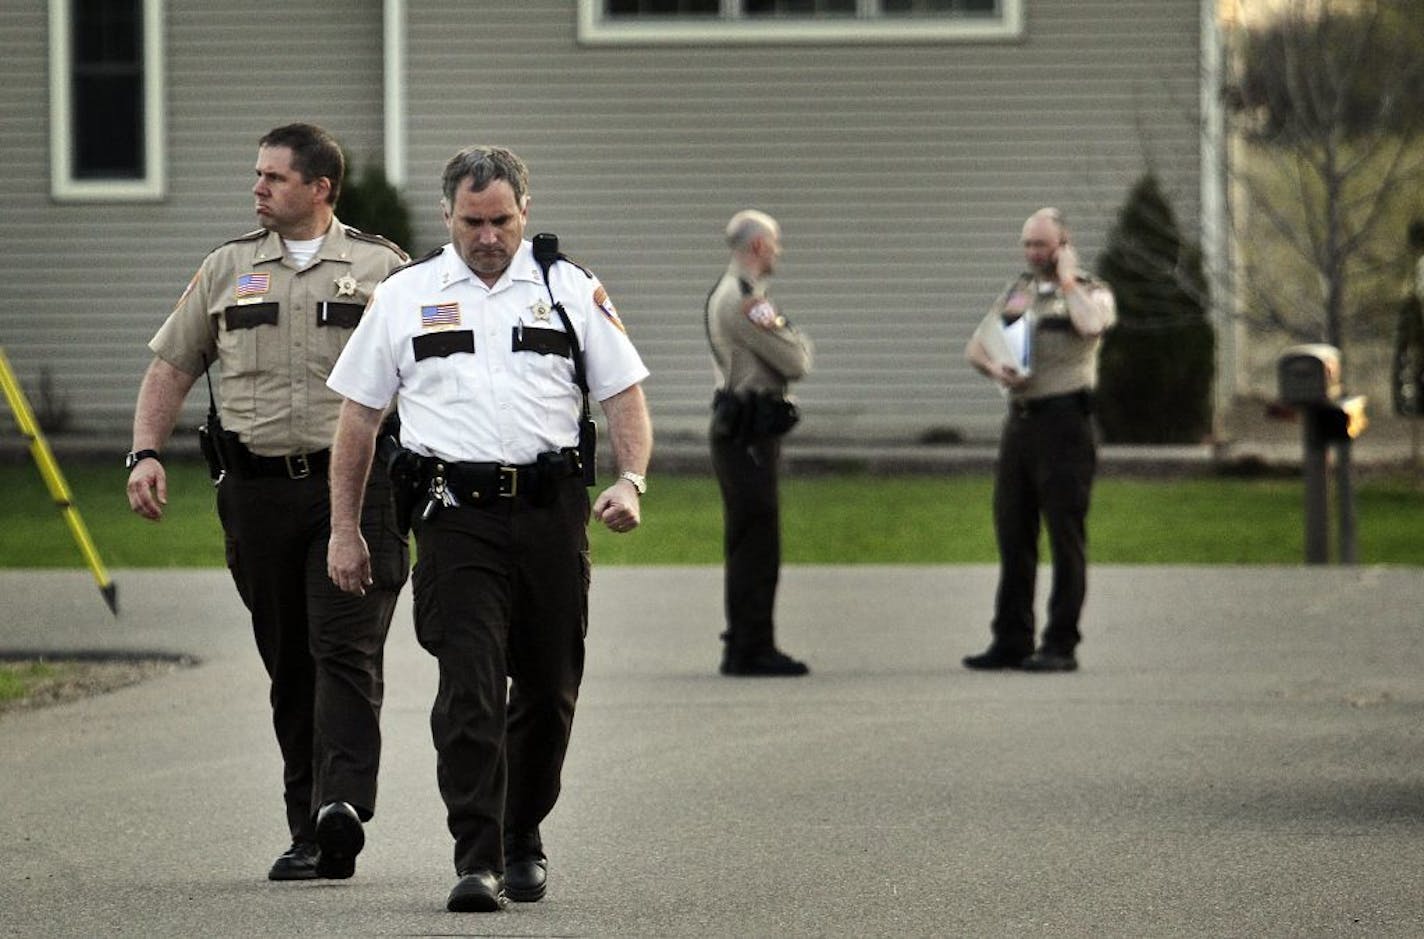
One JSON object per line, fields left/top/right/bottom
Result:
{"left": 497, "top": 465, "right": 518, "bottom": 498}
{"left": 285, "top": 453, "right": 311, "bottom": 479}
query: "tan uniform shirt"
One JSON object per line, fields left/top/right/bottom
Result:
{"left": 150, "top": 220, "right": 407, "bottom": 456}
{"left": 706, "top": 261, "right": 813, "bottom": 395}
{"left": 971, "top": 272, "right": 1116, "bottom": 400}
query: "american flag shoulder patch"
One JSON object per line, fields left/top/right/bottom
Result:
{"left": 420, "top": 301, "right": 461, "bottom": 328}
{"left": 234, "top": 272, "right": 270, "bottom": 299}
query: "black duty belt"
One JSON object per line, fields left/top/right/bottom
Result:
{"left": 1009, "top": 390, "right": 1093, "bottom": 419}
{"left": 418, "top": 448, "right": 581, "bottom": 505}
{"left": 236, "top": 448, "right": 331, "bottom": 479}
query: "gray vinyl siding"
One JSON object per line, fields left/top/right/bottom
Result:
{"left": 402, "top": 0, "right": 1203, "bottom": 442}
{"left": 0, "top": 0, "right": 1202, "bottom": 450}
{"left": 0, "top": 0, "right": 384, "bottom": 446}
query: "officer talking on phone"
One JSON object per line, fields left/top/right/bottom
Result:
{"left": 962, "top": 207, "right": 1116, "bottom": 673}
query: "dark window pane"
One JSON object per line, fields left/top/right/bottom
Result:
{"left": 75, "top": 0, "right": 140, "bottom": 63}
{"left": 73, "top": 75, "right": 142, "bottom": 177}
{"left": 606, "top": 0, "right": 719, "bottom": 15}
{"left": 882, "top": 0, "right": 997, "bottom": 13}
{"left": 70, "top": 0, "right": 144, "bottom": 179}
{"left": 606, "top": 0, "right": 1000, "bottom": 19}
{"left": 745, "top": 0, "right": 856, "bottom": 15}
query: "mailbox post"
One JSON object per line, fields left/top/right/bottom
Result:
{"left": 1277, "top": 345, "right": 1368, "bottom": 564}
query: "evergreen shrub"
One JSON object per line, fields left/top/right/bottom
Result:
{"left": 1095, "top": 174, "right": 1215, "bottom": 443}
{"left": 336, "top": 158, "right": 414, "bottom": 253}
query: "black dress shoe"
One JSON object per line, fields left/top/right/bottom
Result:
{"left": 447, "top": 870, "right": 506, "bottom": 913}
{"left": 962, "top": 646, "right": 1029, "bottom": 670}
{"left": 720, "top": 648, "right": 809, "bottom": 676}
{"left": 1022, "top": 648, "right": 1078, "bottom": 672}
{"left": 504, "top": 828, "right": 547, "bottom": 903}
{"left": 268, "top": 841, "right": 319, "bottom": 881}
{"left": 314, "top": 801, "right": 364, "bottom": 879}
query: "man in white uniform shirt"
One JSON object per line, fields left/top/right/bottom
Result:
{"left": 325, "top": 146, "right": 652, "bottom": 913}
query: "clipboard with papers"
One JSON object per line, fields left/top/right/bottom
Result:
{"left": 982, "top": 311, "right": 1033, "bottom": 377}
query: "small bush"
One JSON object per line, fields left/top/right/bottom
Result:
{"left": 337, "top": 159, "right": 414, "bottom": 253}
{"left": 1096, "top": 174, "right": 1215, "bottom": 444}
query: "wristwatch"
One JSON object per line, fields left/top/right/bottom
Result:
{"left": 618, "top": 470, "right": 647, "bottom": 495}
{"left": 125, "top": 448, "right": 161, "bottom": 470}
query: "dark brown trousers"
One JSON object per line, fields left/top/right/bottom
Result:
{"left": 410, "top": 477, "right": 589, "bottom": 875}
{"left": 711, "top": 430, "right": 783, "bottom": 656}
{"left": 990, "top": 394, "right": 1097, "bottom": 656}
{"left": 217, "top": 471, "right": 407, "bottom": 841}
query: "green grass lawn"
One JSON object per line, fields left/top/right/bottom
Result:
{"left": 0, "top": 660, "right": 61, "bottom": 704}
{"left": 2, "top": 460, "right": 1422, "bottom": 567}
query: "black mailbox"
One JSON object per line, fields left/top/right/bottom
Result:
{"left": 1276, "top": 343, "right": 1365, "bottom": 564}
{"left": 1278, "top": 344, "right": 1341, "bottom": 405}
{"left": 1316, "top": 394, "right": 1369, "bottom": 441}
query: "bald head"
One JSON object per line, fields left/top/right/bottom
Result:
{"left": 726, "top": 209, "right": 782, "bottom": 277}
{"left": 1024, "top": 207, "right": 1067, "bottom": 239}
{"left": 1021, "top": 207, "right": 1069, "bottom": 277}
{"left": 726, "top": 210, "right": 780, "bottom": 250}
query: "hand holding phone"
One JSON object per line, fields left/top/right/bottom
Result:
{"left": 1054, "top": 241, "right": 1079, "bottom": 286}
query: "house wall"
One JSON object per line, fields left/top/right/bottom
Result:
{"left": 0, "top": 0, "right": 1203, "bottom": 450}
{"left": 399, "top": 0, "right": 1204, "bottom": 443}
{"left": 0, "top": 0, "right": 385, "bottom": 447}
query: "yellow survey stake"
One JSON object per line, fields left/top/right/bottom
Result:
{"left": 0, "top": 346, "right": 117, "bottom": 615}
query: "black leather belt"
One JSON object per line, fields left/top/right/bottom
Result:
{"left": 418, "top": 448, "right": 581, "bottom": 505}
{"left": 243, "top": 449, "right": 331, "bottom": 479}
{"left": 1010, "top": 390, "right": 1093, "bottom": 419}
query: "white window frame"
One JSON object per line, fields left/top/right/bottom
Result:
{"left": 48, "top": 0, "right": 167, "bottom": 202}
{"left": 577, "top": 0, "right": 1022, "bottom": 45}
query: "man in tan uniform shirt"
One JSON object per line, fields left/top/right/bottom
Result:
{"left": 125, "top": 123, "right": 410, "bottom": 881}
{"left": 963, "top": 207, "right": 1116, "bottom": 673}
{"left": 705, "top": 209, "right": 813, "bottom": 676}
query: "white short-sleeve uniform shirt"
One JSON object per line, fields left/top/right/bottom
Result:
{"left": 328, "top": 240, "right": 649, "bottom": 464}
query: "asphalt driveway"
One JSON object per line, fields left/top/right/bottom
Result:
{"left": 2, "top": 564, "right": 1422, "bottom": 937}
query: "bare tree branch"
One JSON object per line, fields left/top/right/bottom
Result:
{"left": 1218, "top": 0, "right": 1424, "bottom": 361}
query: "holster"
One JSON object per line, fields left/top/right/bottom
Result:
{"left": 196, "top": 421, "right": 226, "bottom": 483}
{"left": 711, "top": 389, "right": 799, "bottom": 442}
{"left": 578, "top": 417, "right": 597, "bottom": 486}
{"left": 196, "top": 417, "right": 257, "bottom": 485}
{"left": 377, "top": 430, "right": 422, "bottom": 534}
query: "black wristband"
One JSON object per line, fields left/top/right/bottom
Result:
{"left": 125, "top": 448, "right": 161, "bottom": 470}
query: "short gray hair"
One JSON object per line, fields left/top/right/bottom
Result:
{"left": 725, "top": 209, "right": 780, "bottom": 251}
{"left": 441, "top": 146, "right": 530, "bottom": 207}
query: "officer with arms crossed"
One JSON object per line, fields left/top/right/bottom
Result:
{"left": 706, "top": 209, "right": 814, "bottom": 676}
{"left": 125, "top": 123, "right": 410, "bottom": 880}
{"left": 962, "top": 207, "right": 1116, "bottom": 673}
{"left": 325, "top": 145, "right": 653, "bottom": 913}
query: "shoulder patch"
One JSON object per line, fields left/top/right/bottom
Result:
{"left": 593, "top": 284, "right": 626, "bottom": 333}
{"left": 743, "top": 296, "right": 780, "bottom": 329}
{"left": 173, "top": 270, "right": 201, "bottom": 309}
